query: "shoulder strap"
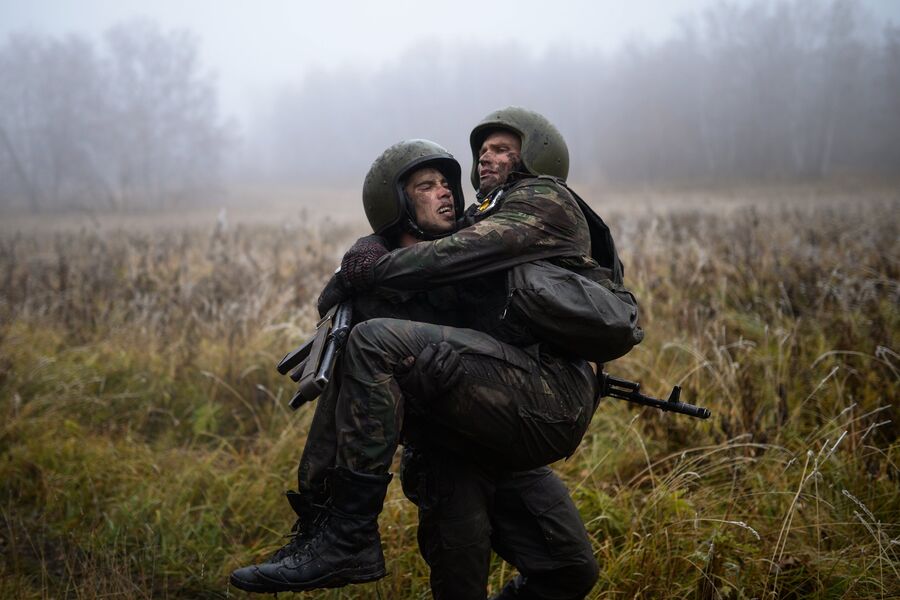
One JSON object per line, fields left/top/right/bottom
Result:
{"left": 536, "top": 176, "right": 624, "bottom": 284}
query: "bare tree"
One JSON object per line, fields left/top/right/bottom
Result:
{"left": 253, "top": 0, "right": 898, "bottom": 187}
{"left": 0, "top": 21, "right": 229, "bottom": 212}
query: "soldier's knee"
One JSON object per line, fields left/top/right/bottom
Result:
{"left": 347, "top": 317, "right": 386, "bottom": 345}
{"left": 349, "top": 317, "right": 426, "bottom": 350}
{"left": 522, "top": 557, "right": 598, "bottom": 600}
{"left": 548, "top": 557, "right": 599, "bottom": 599}
{"left": 570, "top": 555, "right": 600, "bottom": 597}
{"left": 344, "top": 318, "right": 397, "bottom": 359}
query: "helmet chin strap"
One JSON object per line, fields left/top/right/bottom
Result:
{"left": 476, "top": 162, "right": 530, "bottom": 200}
{"left": 507, "top": 164, "right": 531, "bottom": 183}
{"left": 404, "top": 216, "right": 455, "bottom": 241}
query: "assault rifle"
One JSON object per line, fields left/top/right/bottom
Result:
{"left": 276, "top": 301, "right": 353, "bottom": 410}
{"left": 276, "top": 302, "right": 711, "bottom": 420}
{"left": 598, "top": 372, "right": 710, "bottom": 419}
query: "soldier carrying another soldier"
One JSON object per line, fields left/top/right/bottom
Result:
{"left": 230, "top": 107, "right": 643, "bottom": 596}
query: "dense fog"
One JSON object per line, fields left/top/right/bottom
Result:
{"left": 1, "top": 0, "right": 898, "bottom": 211}
{"left": 0, "top": 20, "right": 229, "bottom": 211}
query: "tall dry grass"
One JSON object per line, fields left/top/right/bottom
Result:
{"left": 0, "top": 187, "right": 897, "bottom": 599}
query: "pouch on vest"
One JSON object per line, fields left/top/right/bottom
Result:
{"left": 505, "top": 260, "right": 643, "bottom": 363}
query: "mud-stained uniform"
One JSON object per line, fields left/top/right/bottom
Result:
{"left": 295, "top": 288, "right": 598, "bottom": 600}
{"left": 297, "top": 177, "right": 602, "bottom": 599}
{"left": 334, "top": 177, "right": 599, "bottom": 475}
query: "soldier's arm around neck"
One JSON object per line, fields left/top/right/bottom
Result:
{"left": 371, "top": 179, "right": 590, "bottom": 292}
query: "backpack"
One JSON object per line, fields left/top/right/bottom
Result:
{"left": 504, "top": 177, "right": 643, "bottom": 362}
{"left": 505, "top": 260, "right": 643, "bottom": 363}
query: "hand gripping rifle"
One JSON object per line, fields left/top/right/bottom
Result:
{"left": 598, "top": 372, "right": 711, "bottom": 419}
{"left": 276, "top": 301, "right": 353, "bottom": 410}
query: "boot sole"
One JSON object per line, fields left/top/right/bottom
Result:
{"left": 230, "top": 571, "right": 281, "bottom": 593}
{"left": 256, "top": 565, "right": 387, "bottom": 591}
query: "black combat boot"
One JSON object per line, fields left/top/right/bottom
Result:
{"left": 230, "top": 489, "right": 327, "bottom": 592}
{"left": 230, "top": 467, "right": 391, "bottom": 593}
{"left": 269, "top": 490, "right": 327, "bottom": 561}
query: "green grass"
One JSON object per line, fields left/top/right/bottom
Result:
{"left": 1, "top": 191, "right": 898, "bottom": 598}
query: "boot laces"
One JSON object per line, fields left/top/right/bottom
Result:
{"left": 269, "top": 519, "right": 304, "bottom": 562}
{"left": 270, "top": 503, "right": 326, "bottom": 562}
{"left": 289, "top": 510, "right": 334, "bottom": 559}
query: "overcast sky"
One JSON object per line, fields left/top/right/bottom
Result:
{"left": 2, "top": 0, "right": 899, "bottom": 122}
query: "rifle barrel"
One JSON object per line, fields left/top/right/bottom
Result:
{"left": 600, "top": 373, "right": 711, "bottom": 419}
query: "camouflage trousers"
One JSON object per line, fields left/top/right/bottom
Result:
{"left": 298, "top": 317, "right": 597, "bottom": 490}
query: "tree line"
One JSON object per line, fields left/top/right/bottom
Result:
{"left": 0, "top": 20, "right": 229, "bottom": 212}
{"left": 260, "top": 0, "right": 900, "bottom": 186}
{"left": 1, "top": 1, "right": 898, "bottom": 212}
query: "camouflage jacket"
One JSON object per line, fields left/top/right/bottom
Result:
{"left": 372, "top": 176, "right": 596, "bottom": 292}
{"left": 366, "top": 177, "right": 600, "bottom": 346}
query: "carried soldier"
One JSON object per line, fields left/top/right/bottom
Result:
{"left": 231, "top": 107, "right": 648, "bottom": 597}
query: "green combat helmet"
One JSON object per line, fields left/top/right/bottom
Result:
{"left": 469, "top": 106, "right": 570, "bottom": 191}
{"left": 363, "top": 139, "right": 464, "bottom": 239}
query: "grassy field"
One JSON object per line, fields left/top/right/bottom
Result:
{"left": 1, "top": 184, "right": 898, "bottom": 599}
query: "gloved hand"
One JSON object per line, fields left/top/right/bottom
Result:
{"left": 340, "top": 234, "right": 389, "bottom": 293}
{"left": 316, "top": 272, "right": 350, "bottom": 318}
{"left": 395, "top": 342, "right": 464, "bottom": 401}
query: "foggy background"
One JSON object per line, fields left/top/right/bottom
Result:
{"left": 1, "top": 0, "right": 898, "bottom": 212}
